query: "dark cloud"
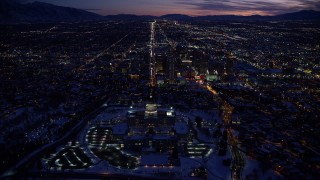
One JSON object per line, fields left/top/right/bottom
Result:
{"left": 299, "top": 0, "right": 320, "bottom": 9}
{"left": 0, "top": 0, "right": 32, "bottom": 3}
{"left": 176, "top": 0, "right": 320, "bottom": 15}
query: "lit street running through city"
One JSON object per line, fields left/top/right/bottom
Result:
{"left": 150, "top": 21, "right": 157, "bottom": 88}
{"left": 206, "top": 87, "right": 245, "bottom": 180}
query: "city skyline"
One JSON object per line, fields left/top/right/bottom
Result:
{"left": 17, "top": 0, "right": 320, "bottom": 16}
{"left": 1, "top": 0, "right": 320, "bottom": 179}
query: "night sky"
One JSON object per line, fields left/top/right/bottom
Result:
{"left": 16, "top": 0, "right": 320, "bottom": 16}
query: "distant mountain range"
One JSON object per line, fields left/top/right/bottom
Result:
{"left": 159, "top": 11, "right": 320, "bottom": 21}
{"left": 0, "top": 1, "right": 102, "bottom": 23}
{"left": 1, "top": 1, "right": 320, "bottom": 23}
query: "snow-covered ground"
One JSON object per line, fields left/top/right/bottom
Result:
{"left": 1, "top": 104, "right": 75, "bottom": 146}
{"left": 243, "top": 156, "right": 283, "bottom": 180}
{"left": 205, "top": 149, "right": 232, "bottom": 180}
{"left": 141, "top": 154, "right": 168, "bottom": 165}
{"left": 25, "top": 116, "right": 70, "bottom": 143}
{"left": 174, "top": 122, "right": 189, "bottom": 134}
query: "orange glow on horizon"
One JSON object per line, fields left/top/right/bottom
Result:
{"left": 187, "top": 10, "right": 274, "bottom": 17}
{"left": 96, "top": 9, "right": 275, "bottom": 17}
